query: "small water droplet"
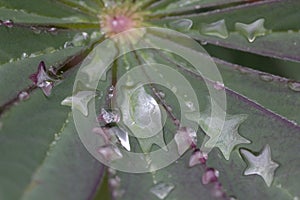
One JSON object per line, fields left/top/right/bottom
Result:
{"left": 107, "top": 85, "right": 115, "bottom": 99}
{"left": 48, "top": 27, "right": 58, "bottom": 35}
{"left": 150, "top": 182, "right": 175, "bottom": 200}
{"left": 200, "top": 19, "right": 229, "bottom": 39}
{"left": 3, "top": 20, "right": 14, "bottom": 28}
{"left": 200, "top": 40, "right": 208, "bottom": 45}
{"left": 18, "top": 91, "right": 30, "bottom": 101}
{"left": 294, "top": 196, "right": 299, "bottom": 200}
{"left": 158, "top": 91, "right": 165, "bottom": 98}
{"left": 168, "top": 19, "right": 193, "bottom": 32}
{"left": 189, "top": 149, "right": 208, "bottom": 167}
{"left": 72, "top": 32, "right": 89, "bottom": 47}
{"left": 235, "top": 18, "right": 267, "bottom": 42}
{"left": 108, "top": 167, "right": 116, "bottom": 175}
{"left": 109, "top": 176, "right": 121, "bottom": 188}
{"left": 213, "top": 81, "right": 225, "bottom": 90}
{"left": 112, "top": 189, "right": 125, "bottom": 198}
{"left": 30, "top": 26, "right": 41, "bottom": 34}
{"left": 63, "top": 41, "right": 74, "bottom": 49}
{"left": 174, "top": 127, "right": 197, "bottom": 155}
{"left": 185, "top": 101, "right": 195, "bottom": 111}
{"left": 211, "top": 182, "right": 225, "bottom": 198}
{"left": 229, "top": 196, "right": 237, "bottom": 200}
{"left": 202, "top": 168, "right": 219, "bottom": 185}
{"left": 259, "top": 74, "right": 273, "bottom": 82}
{"left": 21, "top": 52, "right": 28, "bottom": 59}
{"left": 97, "top": 145, "right": 123, "bottom": 162}
{"left": 288, "top": 81, "right": 300, "bottom": 92}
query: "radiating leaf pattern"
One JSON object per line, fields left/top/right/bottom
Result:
{"left": 0, "top": 0, "right": 299, "bottom": 200}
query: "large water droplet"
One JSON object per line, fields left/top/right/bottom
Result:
{"left": 200, "top": 19, "right": 229, "bottom": 39}
{"left": 61, "top": 91, "right": 96, "bottom": 116}
{"left": 235, "top": 18, "right": 267, "bottom": 42}
{"left": 174, "top": 127, "right": 197, "bottom": 155}
{"left": 18, "top": 91, "right": 30, "bottom": 101}
{"left": 150, "top": 182, "right": 175, "bottom": 200}
{"left": 97, "top": 145, "right": 123, "bottom": 162}
{"left": 3, "top": 20, "right": 14, "bottom": 28}
{"left": 168, "top": 19, "right": 193, "bottom": 32}
{"left": 202, "top": 168, "right": 219, "bottom": 185}
{"left": 110, "top": 127, "right": 131, "bottom": 151}
{"left": 288, "top": 81, "right": 300, "bottom": 92}
{"left": 98, "top": 108, "right": 120, "bottom": 124}
{"left": 240, "top": 144, "right": 279, "bottom": 187}
{"left": 259, "top": 74, "right": 274, "bottom": 82}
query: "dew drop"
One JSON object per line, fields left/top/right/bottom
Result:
{"left": 112, "top": 189, "right": 125, "bottom": 198}
{"left": 3, "top": 20, "right": 14, "bottom": 28}
{"left": 174, "top": 127, "right": 197, "bottom": 155}
{"left": 72, "top": 32, "right": 89, "bottom": 47}
{"left": 294, "top": 196, "right": 299, "bottom": 200}
{"left": 150, "top": 182, "right": 175, "bottom": 200}
{"left": 48, "top": 27, "right": 58, "bottom": 35}
{"left": 189, "top": 149, "right": 208, "bottom": 167}
{"left": 211, "top": 182, "right": 225, "bottom": 198}
{"left": 18, "top": 91, "right": 30, "bottom": 101}
{"left": 213, "top": 81, "right": 225, "bottom": 90}
{"left": 235, "top": 18, "right": 267, "bottom": 42}
{"left": 202, "top": 168, "right": 219, "bottom": 185}
{"left": 109, "top": 176, "right": 121, "bottom": 188}
{"left": 158, "top": 91, "right": 165, "bottom": 98}
{"left": 97, "top": 145, "right": 123, "bottom": 162}
{"left": 229, "top": 196, "right": 237, "bottom": 200}
{"left": 185, "top": 101, "right": 195, "bottom": 111}
{"left": 168, "top": 19, "right": 193, "bottom": 32}
{"left": 63, "top": 41, "right": 74, "bottom": 49}
{"left": 107, "top": 85, "right": 115, "bottom": 99}
{"left": 200, "top": 19, "right": 229, "bottom": 39}
{"left": 288, "top": 81, "right": 300, "bottom": 92}
{"left": 21, "top": 52, "right": 28, "bottom": 59}
{"left": 259, "top": 74, "right": 273, "bottom": 82}
{"left": 30, "top": 26, "right": 41, "bottom": 34}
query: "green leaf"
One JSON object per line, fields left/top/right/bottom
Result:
{"left": 0, "top": 68, "right": 105, "bottom": 200}
{"left": 107, "top": 33, "right": 300, "bottom": 200}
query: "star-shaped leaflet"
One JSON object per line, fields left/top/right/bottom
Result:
{"left": 204, "top": 114, "right": 251, "bottom": 160}
{"left": 240, "top": 144, "right": 279, "bottom": 187}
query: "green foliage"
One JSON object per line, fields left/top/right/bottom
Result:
{"left": 0, "top": 0, "right": 299, "bottom": 200}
